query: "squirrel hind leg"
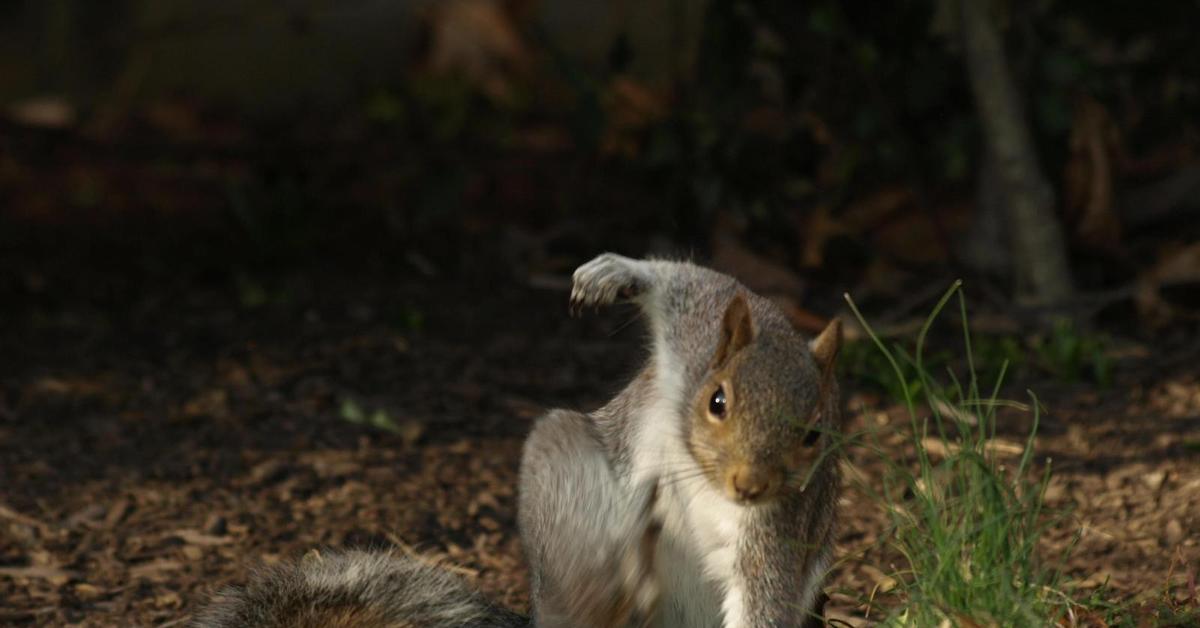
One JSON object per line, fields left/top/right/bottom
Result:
{"left": 519, "top": 411, "right": 663, "bottom": 628}
{"left": 604, "top": 478, "right": 661, "bottom": 627}
{"left": 624, "top": 483, "right": 663, "bottom": 627}
{"left": 569, "top": 253, "right": 653, "bottom": 315}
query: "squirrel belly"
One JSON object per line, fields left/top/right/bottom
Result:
{"left": 187, "top": 550, "right": 527, "bottom": 628}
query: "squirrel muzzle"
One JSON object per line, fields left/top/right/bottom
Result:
{"left": 725, "top": 464, "right": 785, "bottom": 504}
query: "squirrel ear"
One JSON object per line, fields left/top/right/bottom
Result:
{"left": 809, "top": 317, "right": 842, "bottom": 375}
{"left": 712, "top": 293, "right": 756, "bottom": 369}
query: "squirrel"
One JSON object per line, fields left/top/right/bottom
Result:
{"left": 189, "top": 253, "right": 842, "bottom": 628}
{"left": 543, "top": 253, "right": 844, "bottom": 627}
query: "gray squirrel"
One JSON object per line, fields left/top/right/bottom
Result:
{"left": 189, "top": 253, "right": 843, "bottom": 628}
{"left": 549, "top": 253, "right": 843, "bottom": 627}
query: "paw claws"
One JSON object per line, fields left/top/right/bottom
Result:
{"left": 568, "top": 253, "right": 650, "bottom": 317}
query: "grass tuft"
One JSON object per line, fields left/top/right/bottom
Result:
{"left": 845, "top": 282, "right": 1074, "bottom": 626}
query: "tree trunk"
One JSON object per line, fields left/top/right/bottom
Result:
{"left": 959, "top": 0, "right": 1074, "bottom": 304}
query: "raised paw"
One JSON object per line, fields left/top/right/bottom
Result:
{"left": 569, "top": 253, "right": 651, "bottom": 316}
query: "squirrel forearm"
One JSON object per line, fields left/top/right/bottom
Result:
{"left": 736, "top": 480, "right": 838, "bottom": 627}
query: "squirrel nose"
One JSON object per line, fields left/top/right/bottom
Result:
{"left": 729, "top": 467, "right": 771, "bottom": 502}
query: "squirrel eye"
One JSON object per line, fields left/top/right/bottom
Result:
{"left": 802, "top": 429, "right": 820, "bottom": 447}
{"left": 708, "top": 386, "right": 727, "bottom": 419}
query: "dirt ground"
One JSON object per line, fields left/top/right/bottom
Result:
{"left": 1, "top": 261, "right": 1198, "bottom": 626}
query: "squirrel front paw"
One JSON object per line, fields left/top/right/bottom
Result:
{"left": 570, "top": 253, "right": 651, "bottom": 315}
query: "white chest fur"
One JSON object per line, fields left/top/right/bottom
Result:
{"left": 631, "top": 403, "right": 747, "bottom": 628}
{"left": 626, "top": 325, "right": 751, "bottom": 628}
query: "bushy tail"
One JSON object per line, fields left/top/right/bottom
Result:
{"left": 189, "top": 549, "right": 528, "bottom": 628}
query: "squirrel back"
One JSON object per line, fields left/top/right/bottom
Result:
{"left": 188, "top": 550, "right": 527, "bottom": 628}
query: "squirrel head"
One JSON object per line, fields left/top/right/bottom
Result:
{"left": 685, "top": 292, "right": 842, "bottom": 506}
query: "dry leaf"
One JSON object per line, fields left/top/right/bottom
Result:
{"left": 182, "top": 389, "right": 228, "bottom": 418}
{"left": 606, "top": 77, "right": 667, "bottom": 128}
{"left": 1063, "top": 95, "right": 1123, "bottom": 252}
{"left": 422, "top": 0, "right": 531, "bottom": 103}
{"left": 399, "top": 420, "right": 425, "bottom": 447}
{"left": 0, "top": 565, "right": 75, "bottom": 584}
{"left": 801, "top": 205, "right": 849, "bottom": 269}
{"left": 154, "top": 591, "right": 182, "bottom": 609}
{"left": 129, "top": 559, "right": 182, "bottom": 580}
{"left": 1141, "top": 470, "right": 1167, "bottom": 492}
{"left": 1136, "top": 241, "right": 1200, "bottom": 326}
{"left": 28, "top": 376, "right": 110, "bottom": 400}
{"left": 169, "top": 529, "right": 232, "bottom": 546}
{"left": 932, "top": 399, "right": 979, "bottom": 426}
{"left": 600, "top": 77, "right": 668, "bottom": 158}
{"left": 104, "top": 497, "right": 130, "bottom": 528}
{"left": 0, "top": 503, "right": 51, "bottom": 531}
{"left": 769, "top": 296, "right": 830, "bottom": 334}
{"left": 1070, "top": 570, "right": 1117, "bottom": 589}
{"left": 1164, "top": 519, "right": 1184, "bottom": 546}
{"left": 711, "top": 217, "right": 806, "bottom": 300}
{"left": 920, "top": 437, "right": 1024, "bottom": 459}
{"left": 73, "top": 583, "right": 103, "bottom": 599}
{"left": 840, "top": 186, "right": 916, "bottom": 231}
{"left": 860, "top": 564, "right": 898, "bottom": 593}
{"left": 6, "top": 96, "right": 75, "bottom": 128}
